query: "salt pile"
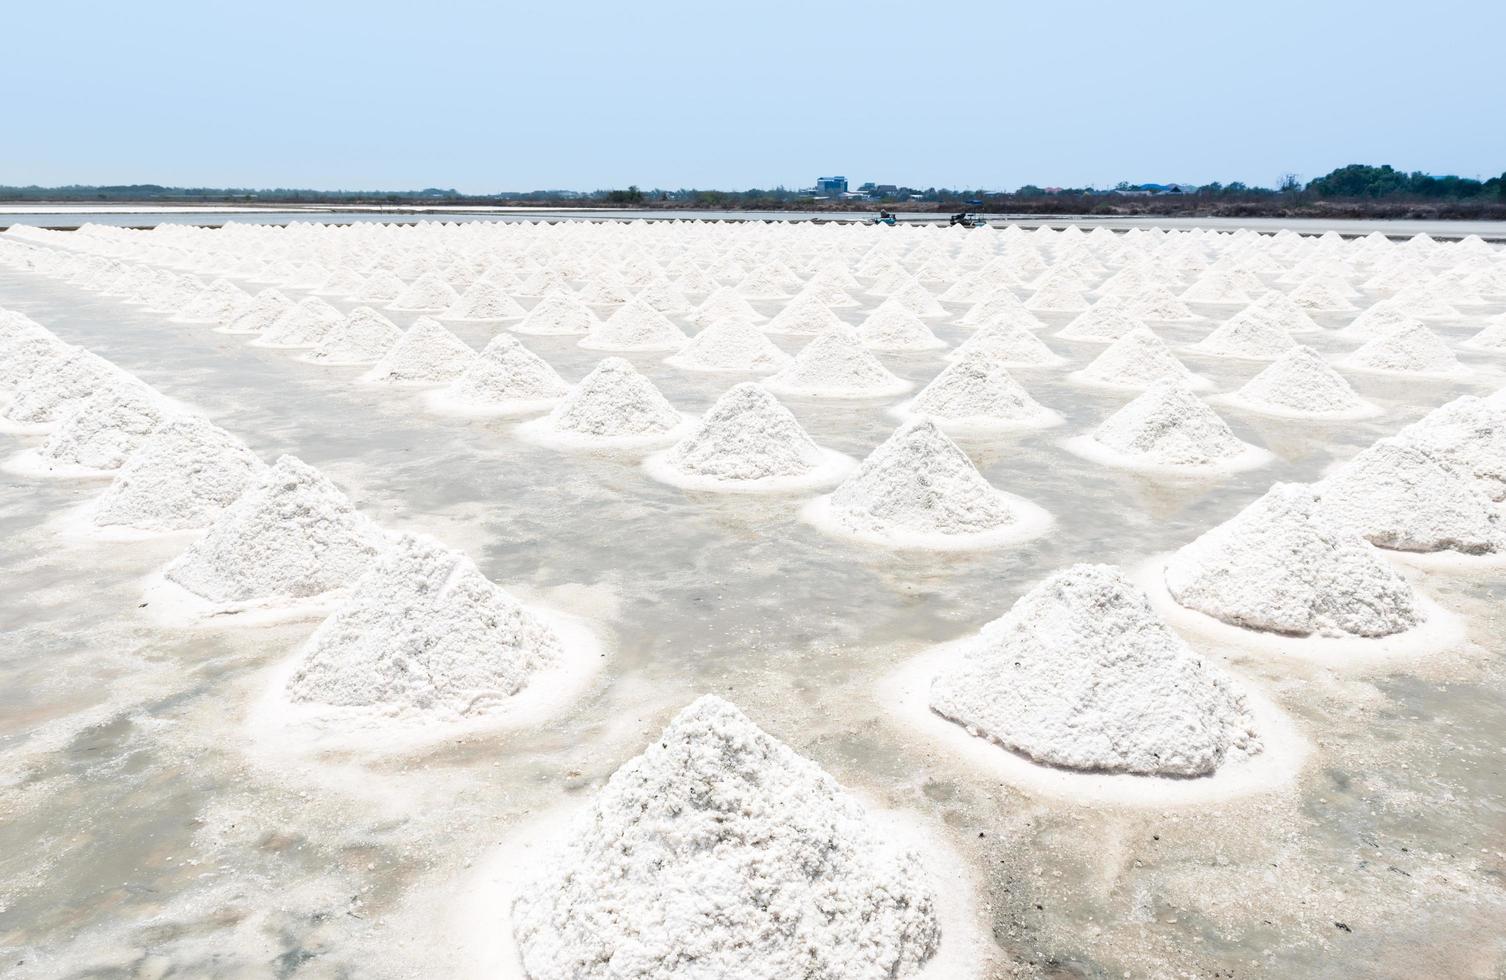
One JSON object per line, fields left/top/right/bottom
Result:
{"left": 1071, "top": 328, "right": 1210, "bottom": 391}
{"left": 222, "top": 288, "right": 292, "bottom": 334}
{"left": 361, "top": 317, "right": 477, "bottom": 385}
{"left": 692, "top": 286, "right": 764, "bottom": 325}
{"left": 1288, "top": 279, "right": 1358, "bottom": 312}
{"left": 514, "top": 291, "right": 599, "bottom": 336}
{"left": 1319, "top": 438, "right": 1505, "bottom": 555}
{"left": 1071, "top": 381, "right": 1265, "bottom": 472}
{"left": 254, "top": 299, "right": 342, "bottom": 348}
{"left": 307, "top": 307, "right": 403, "bottom": 365}
{"left": 764, "top": 328, "right": 912, "bottom": 399}
{"left": 283, "top": 532, "right": 564, "bottom": 721}
{"left": 89, "top": 416, "right": 266, "bottom": 533}
{"left": 4, "top": 346, "right": 122, "bottom": 428}
{"left": 894, "top": 347, "right": 1058, "bottom": 432}
{"left": 664, "top": 317, "right": 790, "bottom": 373}
{"left": 1340, "top": 321, "right": 1466, "bottom": 376}
{"left": 1191, "top": 310, "right": 1298, "bottom": 359}
{"left": 806, "top": 418, "right": 1050, "bottom": 549}
{"left": 1342, "top": 302, "right": 1415, "bottom": 340}
{"left": 1461, "top": 316, "right": 1506, "bottom": 352}
{"left": 431, "top": 334, "right": 569, "bottom": 415}
{"left": 175, "top": 279, "right": 250, "bottom": 323}
{"left": 1056, "top": 301, "right": 1146, "bottom": 344}
{"left": 644, "top": 383, "right": 850, "bottom": 492}
{"left": 1163, "top": 482, "right": 1422, "bottom": 638}
{"left": 580, "top": 299, "right": 689, "bottom": 352}
{"left": 855, "top": 300, "right": 947, "bottom": 352}
{"left": 1395, "top": 396, "right": 1506, "bottom": 501}
{"left": 763, "top": 293, "right": 843, "bottom": 336}
{"left": 511, "top": 695, "right": 940, "bottom": 980}
{"left": 388, "top": 273, "right": 460, "bottom": 312}
{"left": 519, "top": 357, "right": 690, "bottom": 449}
{"left": 1247, "top": 292, "right": 1321, "bottom": 334}
{"left": 443, "top": 281, "right": 526, "bottom": 321}
{"left": 33, "top": 380, "right": 171, "bottom": 473}
{"left": 161, "top": 455, "right": 385, "bottom": 607}
{"left": 1124, "top": 287, "right": 1198, "bottom": 322}
{"left": 1221, "top": 346, "right": 1376, "bottom": 420}
{"left": 929, "top": 564, "right": 1258, "bottom": 777}
{"left": 949, "top": 321, "right": 1065, "bottom": 367}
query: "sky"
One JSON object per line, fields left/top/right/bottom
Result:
{"left": 6, "top": 0, "right": 1504, "bottom": 193}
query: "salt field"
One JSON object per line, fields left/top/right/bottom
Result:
{"left": 3, "top": 218, "right": 1506, "bottom": 979}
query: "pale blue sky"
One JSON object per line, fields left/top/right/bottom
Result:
{"left": 6, "top": 0, "right": 1503, "bottom": 193}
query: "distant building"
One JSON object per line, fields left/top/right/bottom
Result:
{"left": 815, "top": 175, "right": 848, "bottom": 194}
{"left": 1118, "top": 182, "right": 1195, "bottom": 197}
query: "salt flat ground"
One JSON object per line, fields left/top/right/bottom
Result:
{"left": 1, "top": 260, "right": 1504, "bottom": 978}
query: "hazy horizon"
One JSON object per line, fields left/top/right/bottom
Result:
{"left": 8, "top": 0, "right": 1503, "bottom": 193}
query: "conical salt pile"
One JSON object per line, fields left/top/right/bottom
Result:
{"left": 36, "top": 379, "right": 171, "bottom": 472}
{"left": 1462, "top": 316, "right": 1506, "bottom": 352}
{"left": 929, "top": 564, "right": 1259, "bottom": 777}
{"left": 1319, "top": 438, "right": 1505, "bottom": 555}
{"left": 433, "top": 334, "right": 569, "bottom": 414}
{"left": 512, "top": 695, "right": 940, "bottom": 980}
{"left": 442, "top": 280, "right": 527, "bottom": 321}
{"left": 898, "top": 347, "right": 1056, "bottom": 431}
{"left": 1395, "top": 396, "right": 1506, "bottom": 501}
{"left": 1082, "top": 381, "right": 1260, "bottom": 469}
{"left": 1056, "top": 301, "right": 1146, "bottom": 344}
{"left": 645, "top": 383, "right": 847, "bottom": 491}
{"left": 175, "top": 279, "right": 250, "bottom": 323}
{"left": 1225, "top": 346, "right": 1375, "bottom": 419}
{"left": 222, "top": 288, "right": 292, "bottom": 334}
{"left": 1342, "top": 302, "right": 1414, "bottom": 340}
{"left": 5, "top": 346, "right": 122, "bottom": 427}
{"left": 1341, "top": 321, "right": 1465, "bottom": 376}
{"left": 692, "top": 286, "right": 764, "bottom": 325}
{"left": 1191, "top": 310, "right": 1298, "bottom": 359}
{"left": 765, "top": 328, "right": 912, "bottom": 399}
{"left": 1287, "top": 279, "right": 1357, "bottom": 312}
{"left": 0, "top": 325, "right": 70, "bottom": 391}
{"left": 284, "top": 533, "right": 564, "bottom": 719}
{"left": 1073, "top": 328, "right": 1209, "bottom": 391}
{"left": 523, "top": 357, "right": 686, "bottom": 447}
{"left": 1125, "top": 287, "right": 1198, "bottom": 322}
{"left": 855, "top": 300, "right": 947, "bottom": 352}
{"left": 962, "top": 290, "right": 1031, "bottom": 325}
{"left": 389, "top": 273, "right": 460, "bottom": 312}
{"left": 1025, "top": 279, "right": 1090, "bottom": 313}
{"left": 812, "top": 418, "right": 1049, "bottom": 548}
{"left": 763, "top": 293, "right": 843, "bottom": 336}
{"left": 665, "top": 318, "right": 790, "bottom": 373}
{"left": 163, "top": 455, "right": 386, "bottom": 605}
{"left": 580, "top": 299, "right": 690, "bottom": 351}
{"left": 308, "top": 307, "right": 403, "bottom": 364}
{"left": 90, "top": 416, "right": 266, "bottom": 533}
{"left": 255, "top": 299, "right": 342, "bottom": 348}
{"left": 1163, "top": 482, "right": 1422, "bottom": 638}
{"left": 948, "top": 321, "right": 1065, "bottom": 367}
{"left": 361, "top": 316, "right": 477, "bottom": 384}
{"left": 514, "top": 290, "right": 599, "bottom": 336}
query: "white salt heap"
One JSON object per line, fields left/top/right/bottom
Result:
{"left": 1073, "top": 328, "right": 1209, "bottom": 391}
{"left": 1056, "top": 301, "right": 1146, "bottom": 344}
{"left": 514, "top": 291, "right": 599, "bottom": 336}
{"left": 308, "top": 307, "right": 403, "bottom": 364}
{"left": 1342, "top": 302, "right": 1415, "bottom": 340}
{"left": 163, "top": 455, "right": 385, "bottom": 606}
{"left": 5, "top": 346, "right": 122, "bottom": 427}
{"left": 813, "top": 418, "right": 1048, "bottom": 548}
{"left": 580, "top": 299, "right": 689, "bottom": 351}
{"left": 897, "top": 347, "right": 1057, "bottom": 431}
{"left": 1341, "top": 321, "right": 1465, "bottom": 376}
{"left": 1462, "top": 316, "right": 1506, "bottom": 352}
{"left": 361, "top": 317, "right": 477, "bottom": 385}
{"left": 763, "top": 293, "right": 843, "bottom": 335}
{"left": 389, "top": 273, "right": 460, "bottom": 312}
{"left": 665, "top": 317, "right": 790, "bottom": 373}
{"left": 91, "top": 416, "right": 266, "bottom": 533}
{"left": 1080, "top": 381, "right": 1260, "bottom": 470}
{"left": 36, "top": 379, "right": 171, "bottom": 472}
{"left": 765, "top": 328, "right": 912, "bottom": 399}
{"left": 511, "top": 695, "right": 940, "bottom": 980}
{"left": 646, "top": 383, "right": 846, "bottom": 491}
{"left": 1192, "top": 310, "right": 1298, "bottom": 359}
{"left": 856, "top": 300, "right": 947, "bottom": 352}
{"left": 1224, "top": 346, "right": 1375, "bottom": 419}
{"left": 255, "top": 300, "right": 342, "bottom": 348}
{"left": 949, "top": 321, "right": 1065, "bottom": 367}
{"left": 433, "top": 334, "right": 569, "bottom": 414}
{"left": 524, "top": 358, "right": 686, "bottom": 447}
{"left": 223, "top": 288, "right": 292, "bottom": 334}
{"left": 443, "top": 281, "right": 526, "bottom": 321}
{"left": 1163, "top": 482, "right": 1422, "bottom": 638}
{"left": 1319, "top": 438, "right": 1505, "bottom": 555}
{"left": 929, "top": 563, "right": 1259, "bottom": 777}
{"left": 283, "top": 532, "right": 564, "bottom": 720}
{"left": 1395, "top": 396, "right": 1506, "bottom": 501}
